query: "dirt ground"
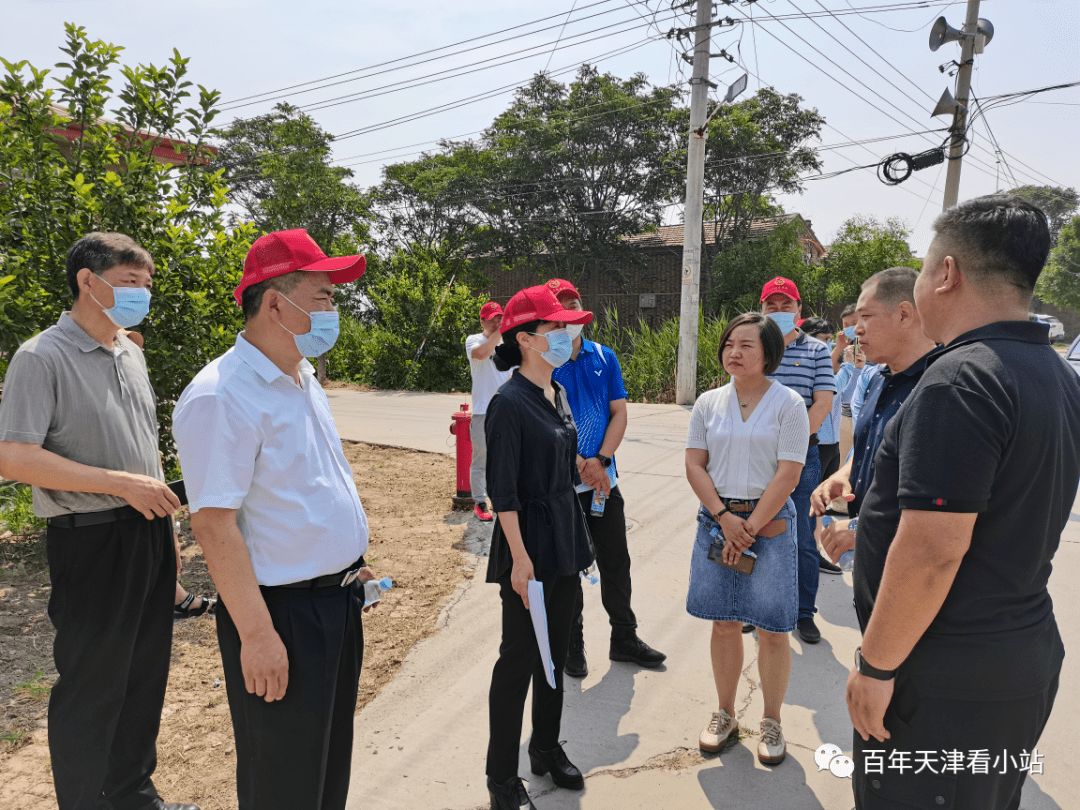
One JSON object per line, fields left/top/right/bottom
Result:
{"left": 0, "top": 442, "right": 471, "bottom": 810}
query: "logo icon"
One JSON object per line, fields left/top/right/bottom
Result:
{"left": 815, "top": 743, "right": 852, "bottom": 779}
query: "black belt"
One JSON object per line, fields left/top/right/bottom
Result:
{"left": 47, "top": 505, "right": 145, "bottom": 529}
{"left": 270, "top": 558, "right": 367, "bottom": 590}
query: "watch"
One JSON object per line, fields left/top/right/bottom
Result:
{"left": 855, "top": 646, "right": 897, "bottom": 681}
{"left": 594, "top": 453, "right": 612, "bottom": 468}
{"left": 712, "top": 506, "right": 729, "bottom": 522}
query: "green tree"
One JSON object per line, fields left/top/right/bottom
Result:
{"left": 0, "top": 25, "right": 255, "bottom": 466}
{"left": 801, "top": 215, "right": 919, "bottom": 313}
{"left": 1036, "top": 214, "right": 1080, "bottom": 312}
{"left": 1009, "top": 185, "right": 1079, "bottom": 245}
{"left": 710, "top": 220, "right": 810, "bottom": 314}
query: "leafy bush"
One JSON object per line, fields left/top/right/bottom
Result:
{"left": 0, "top": 481, "right": 45, "bottom": 536}
{"left": 0, "top": 26, "right": 255, "bottom": 472}
{"left": 588, "top": 308, "right": 729, "bottom": 403}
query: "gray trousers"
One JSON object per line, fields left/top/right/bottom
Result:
{"left": 470, "top": 413, "right": 488, "bottom": 504}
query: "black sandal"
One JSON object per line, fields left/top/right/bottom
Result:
{"left": 174, "top": 592, "right": 216, "bottom": 618}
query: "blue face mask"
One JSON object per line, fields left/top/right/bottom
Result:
{"left": 767, "top": 312, "right": 798, "bottom": 335}
{"left": 279, "top": 294, "right": 340, "bottom": 356}
{"left": 844, "top": 326, "right": 856, "bottom": 340}
{"left": 529, "top": 328, "right": 573, "bottom": 368}
{"left": 90, "top": 276, "right": 151, "bottom": 329}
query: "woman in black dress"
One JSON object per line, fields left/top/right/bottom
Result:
{"left": 483, "top": 284, "right": 596, "bottom": 810}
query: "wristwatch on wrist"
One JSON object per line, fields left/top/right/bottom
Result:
{"left": 855, "top": 646, "right": 896, "bottom": 681}
{"left": 594, "top": 453, "right": 612, "bottom": 468}
{"left": 712, "top": 506, "right": 729, "bottom": 522}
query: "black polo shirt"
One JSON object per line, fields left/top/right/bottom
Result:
{"left": 854, "top": 321, "right": 1080, "bottom": 700}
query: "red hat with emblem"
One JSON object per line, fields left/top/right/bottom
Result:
{"left": 500, "top": 284, "right": 593, "bottom": 333}
{"left": 234, "top": 228, "right": 366, "bottom": 306}
{"left": 546, "top": 278, "right": 581, "bottom": 301}
{"left": 759, "top": 276, "right": 801, "bottom": 303}
{"left": 480, "top": 301, "right": 503, "bottom": 320}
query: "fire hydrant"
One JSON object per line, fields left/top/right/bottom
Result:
{"left": 450, "top": 404, "right": 474, "bottom": 508}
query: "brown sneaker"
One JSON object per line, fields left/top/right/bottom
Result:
{"left": 699, "top": 709, "right": 738, "bottom": 753}
{"left": 757, "top": 717, "right": 786, "bottom": 765}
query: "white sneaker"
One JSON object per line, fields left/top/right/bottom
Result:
{"left": 699, "top": 709, "right": 738, "bottom": 753}
{"left": 757, "top": 717, "right": 786, "bottom": 764}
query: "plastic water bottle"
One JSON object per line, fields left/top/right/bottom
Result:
{"left": 580, "top": 564, "right": 599, "bottom": 586}
{"left": 363, "top": 577, "right": 393, "bottom": 607}
{"left": 590, "top": 490, "right": 605, "bottom": 516}
{"left": 838, "top": 518, "right": 857, "bottom": 572}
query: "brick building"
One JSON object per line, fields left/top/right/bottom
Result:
{"left": 479, "top": 214, "right": 825, "bottom": 328}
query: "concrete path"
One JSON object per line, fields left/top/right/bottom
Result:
{"left": 327, "top": 390, "right": 1073, "bottom": 810}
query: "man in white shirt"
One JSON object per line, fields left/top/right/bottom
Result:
{"left": 172, "top": 229, "right": 377, "bottom": 810}
{"left": 465, "top": 301, "right": 512, "bottom": 521}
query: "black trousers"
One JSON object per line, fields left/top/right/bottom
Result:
{"left": 216, "top": 582, "right": 364, "bottom": 810}
{"left": 853, "top": 671, "right": 1060, "bottom": 810}
{"left": 571, "top": 487, "right": 637, "bottom": 645}
{"left": 46, "top": 515, "right": 175, "bottom": 810}
{"left": 487, "top": 574, "right": 577, "bottom": 782}
{"left": 818, "top": 442, "right": 841, "bottom": 481}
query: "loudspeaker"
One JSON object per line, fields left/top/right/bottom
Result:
{"left": 974, "top": 19, "right": 995, "bottom": 54}
{"left": 931, "top": 87, "right": 965, "bottom": 119}
{"left": 929, "top": 16, "right": 965, "bottom": 52}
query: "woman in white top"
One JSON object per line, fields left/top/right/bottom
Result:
{"left": 684, "top": 312, "right": 810, "bottom": 767}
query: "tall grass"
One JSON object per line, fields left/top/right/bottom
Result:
{"left": 589, "top": 308, "right": 731, "bottom": 403}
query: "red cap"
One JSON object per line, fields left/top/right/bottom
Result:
{"left": 760, "top": 276, "right": 801, "bottom": 303}
{"left": 500, "top": 284, "right": 593, "bottom": 333}
{"left": 480, "top": 301, "right": 503, "bottom": 320}
{"left": 546, "top": 278, "right": 581, "bottom": 301}
{"left": 234, "top": 229, "right": 366, "bottom": 306}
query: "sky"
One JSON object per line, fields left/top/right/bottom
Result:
{"left": 5, "top": 0, "right": 1079, "bottom": 256}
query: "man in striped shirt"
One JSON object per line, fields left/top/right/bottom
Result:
{"left": 760, "top": 277, "right": 836, "bottom": 645}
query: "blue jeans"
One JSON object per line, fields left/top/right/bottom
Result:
{"left": 792, "top": 444, "right": 821, "bottom": 620}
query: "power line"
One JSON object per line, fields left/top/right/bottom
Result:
{"left": 545, "top": 0, "right": 583, "bottom": 73}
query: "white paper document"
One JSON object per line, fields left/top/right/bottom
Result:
{"left": 527, "top": 579, "right": 557, "bottom": 689}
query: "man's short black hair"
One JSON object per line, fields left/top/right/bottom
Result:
{"left": 931, "top": 195, "right": 1051, "bottom": 295}
{"left": 66, "top": 232, "right": 154, "bottom": 301}
{"left": 800, "top": 316, "right": 833, "bottom": 339}
{"left": 841, "top": 303, "right": 857, "bottom": 319}
{"left": 717, "top": 312, "right": 785, "bottom": 376}
{"left": 240, "top": 271, "right": 305, "bottom": 322}
{"left": 862, "top": 266, "right": 919, "bottom": 310}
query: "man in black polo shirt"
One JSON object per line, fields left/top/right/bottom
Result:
{"left": 846, "top": 196, "right": 1080, "bottom": 810}
{"left": 809, "top": 266, "right": 937, "bottom": 561}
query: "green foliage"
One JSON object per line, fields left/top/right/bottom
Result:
{"left": 327, "top": 249, "right": 479, "bottom": 391}
{"left": 588, "top": 308, "right": 728, "bottom": 403}
{"left": 710, "top": 220, "right": 810, "bottom": 314}
{"left": 214, "top": 102, "right": 370, "bottom": 253}
{"left": 1009, "top": 185, "right": 1079, "bottom": 246}
{"left": 801, "top": 216, "right": 919, "bottom": 313}
{"left": 1036, "top": 214, "right": 1080, "bottom": 312}
{"left": 0, "top": 481, "right": 45, "bottom": 535}
{"left": 0, "top": 26, "right": 255, "bottom": 468}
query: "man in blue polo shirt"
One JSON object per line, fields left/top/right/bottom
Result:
{"left": 760, "top": 277, "right": 836, "bottom": 644}
{"left": 809, "top": 266, "right": 937, "bottom": 564}
{"left": 548, "top": 279, "right": 665, "bottom": 677}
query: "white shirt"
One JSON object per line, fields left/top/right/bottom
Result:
{"left": 686, "top": 382, "right": 810, "bottom": 500}
{"left": 466, "top": 332, "right": 512, "bottom": 415}
{"left": 173, "top": 333, "right": 369, "bottom": 586}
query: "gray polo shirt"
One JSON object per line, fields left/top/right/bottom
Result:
{"left": 0, "top": 313, "right": 162, "bottom": 517}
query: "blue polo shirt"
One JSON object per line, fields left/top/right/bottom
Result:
{"left": 551, "top": 339, "right": 628, "bottom": 485}
{"left": 848, "top": 351, "right": 932, "bottom": 516}
{"left": 768, "top": 331, "right": 836, "bottom": 432}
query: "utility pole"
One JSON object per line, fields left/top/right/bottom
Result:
{"left": 941, "top": 0, "right": 981, "bottom": 211}
{"left": 675, "top": 0, "right": 714, "bottom": 406}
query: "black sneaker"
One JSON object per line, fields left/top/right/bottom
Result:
{"left": 742, "top": 623, "right": 755, "bottom": 634}
{"left": 819, "top": 555, "right": 842, "bottom": 575}
{"left": 796, "top": 617, "right": 821, "bottom": 644}
{"left": 565, "top": 641, "right": 588, "bottom": 677}
{"left": 609, "top": 636, "right": 666, "bottom": 668}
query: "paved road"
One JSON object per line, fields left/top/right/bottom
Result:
{"left": 327, "top": 389, "right": 1074, "bottom": 810}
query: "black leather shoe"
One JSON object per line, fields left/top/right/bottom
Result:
{"left": 742, "top": 623, "right": 755, "bottom": 634}
{"left": 487, "top": 776, "right": 536, "bottom": 809}
{"left": 796, "top": 617, "right": 821, "bottom": 644}
{"left": 162, "top": 803, "right": 201, "bottom": 810}
{"left": 609, "top": 636, "right": 666, "bottom": 668}
{"left": 819, "top": 554, "right": 842, "bottom": 575}
{"left": 565, "top": 640, "right": 588, "bottom": 677}
{"left": 529, "top": 743, "right": 585, "bottom": 790}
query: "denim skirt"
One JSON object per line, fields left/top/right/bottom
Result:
{"left": 686, "top": 498, "right": 799, "bottom": 633}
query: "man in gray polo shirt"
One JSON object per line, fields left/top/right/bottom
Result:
{"left": 0, "top": 232, "right": 195, "bottom": 810}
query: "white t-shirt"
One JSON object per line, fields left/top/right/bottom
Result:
{"left": 466, "top": 332, "right": 512, "bottom": 415}
{"left": 686, "top": 381, "right": 810, "bottom": 499}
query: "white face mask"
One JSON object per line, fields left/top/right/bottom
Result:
{"left": 566, "top": 323, "right": 584, "bottom": 341}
